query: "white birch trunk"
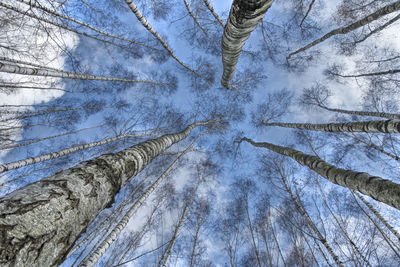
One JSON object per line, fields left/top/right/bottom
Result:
{"left": 0, "top": 121, "right": 212, "bottom": 266}
{"left": 15, "top": 0, "right": 159, "bottom": 51}
{"left": 287, "top": 0, "right": 400, "bottom": 60}
{"left": 263, "top": 119, "right": 400, "bottom": 133}
{"left": 242, "top": 137, "right": 400, "bottom": 210}
{"left": 80, "top": 131, "right": 207, "bottom": 266}
{"left": 221, "top": 0, "right": 274, "bottom": 88}
{"left": 318, "top": 105, "right": 400, "bottom": 120}
{"left": 0, "top": 62, "right": 165, "bottom": 85}
{"left": 124, "top": 0, "right": 200, "bottom": 76}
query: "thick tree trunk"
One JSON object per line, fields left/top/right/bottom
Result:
{"left": 287, "top": 0, "right": 400, "bottom": 60}
{"left": 263, "top": 119, "right": 400, "bottom": 133}
{"left": 221, "top": 0, "right": 274, "bottom": 88}
{"left": 242, "top": 137, "right": 400, "bottom": 210}
{"left": 81, "top": 132, "right": 207, "bottom": 266}
{"left": 0, "top": 121, "right": 212, "bottom": 266}
{"left": 0, "top": 62, "right": 165, "bottom": 85}
{"left": 124, "top": 0, "right": 200, "bottom": 76}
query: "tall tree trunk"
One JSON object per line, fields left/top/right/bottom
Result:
{"left": 158, "top": 181, "right": 201, "bottom": 267}
{"left": 287, "top": 0, "right": 400, "bottom": 60}
{"left": 242, "top": 137, "right": 400, "bottom": 210}
{"left": 329, "top": 69, "right": 400, "bottom": 78}
{"left": 317, "top": 105, "right": 400, "bottom": 120}
{"left": 221, "top": 0, "right": 274, "bottom": 88}
{"left": 244, "top": 197, "right": 262, "bottom": 267}
{"left": 0, "top": 121, "right": 212, "bottom": 267}
{"left": 124, "top": 0, "right": 200, "bottom": 76}
{"left": 0, "top": 2, "right": 158, "bottom": 52}
{"left": 183, "top": 0, "right": 210, "bottom": 38}
{"left": 0, "top": 62, "right": 165, "bottom": 85}
{"left": 275, "top": 163, "right": 344, "bottom": 266}
{"left": 15, "top": 0, "right": 159, "bottom": 51}
{"left": 263, "top": 119, "right": 400, "bottom": 134}
{"left": 81, "top": 131, "right": 207, "bottom": 266}
{"left": 299, "top": 0, "right": 316, "bottom": 28}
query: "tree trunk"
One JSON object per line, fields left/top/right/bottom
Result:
{"left": 124, "top": 0, "right": 200, "bottom": 76}
{"left": 202, "top": 0, "right": 225, "bottom": 27}
{"left": 263, "top": 119, "right": 400, "bottom": 134}
{"left": 81, "top": 131, "right": 207, "bottom": 266}
{"left": 318, "top": 105, "right": 400, "bottom": 120}
{"left": 287, "top": 0, "right": 400, "bottom": 60}
{"left": 242, "top": 137, "right": 400, "bottom": 210}
{"left": 221, "top": 0, "right": 274, "bottom": 88}
{"left": 0, "top": 62, "right": 165, "bottom": 85}
{"left": 0, "top": 121, "right": 212, "bottom": 267}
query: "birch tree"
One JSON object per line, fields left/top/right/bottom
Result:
{"left": 0, "top": 120, "right": 213, "bottom": 266}
{"left": 241, "top": 137, "right": 400, "bottom": 210}
{"left": 221, "top": 0, "right": 274, "bottom": 88}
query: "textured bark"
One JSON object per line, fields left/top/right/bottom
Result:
{"left": 0, "top": 1, "right": 158, "bottom": 52}
{"left": 0, "top": 121, "right": 211, "bottom": 266}
{"left": 0, "top": 62, "right": 165, "bottom": 85}
{"left": 287, "top": 0, "right": 400, "bottom": 60}
{"left": 124, "top": 0, "right": 200, "bottom": 76}
{"left": 242, "top": 137, "right": 400, "bottom": 210}
{"left": 81, "top": 132, "right": 206, "bottom": 266}
{"left": 221, "top": 0, "right": 274, "bottom": 88}
{"left": 263, "top": 119, "right": 400, "bottom": 133}
{"left": 202, "top": 0, "right": 225, "bottom": 27}
{"left": 15, "top": 0, "right": 159, "bottom": 51}
{"left": 318, "top": 105, "right": 400, "bottom": 120}
{"left": 276, "top": 164, "right": 343, "bottom": 266}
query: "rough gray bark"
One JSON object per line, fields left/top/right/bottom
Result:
{"left": 242, "top": 137, "right": 400, "bottom": 210}
{"left": 263, "top": 119, "right": 400, "bottom": 133}
{"left": 287, "top": 0, "right": 400, "bottom": 60}
{"left": 81, "top": 132, "right": 207, "bottom": 267}
{"left": 221, "top": 0, "right": 274, "bottom": 88}
{"left": 0, "top": 121, "right": 212, "bottom": 267}
{"left": 124, "top": 0, "right": 200, "bottom": 76}
{"left": 0, "top": 62, "right": 165, "bottom": 85}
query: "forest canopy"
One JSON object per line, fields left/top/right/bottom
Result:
{"left": 1, "top": 0, "right": 400, "bottom": 266}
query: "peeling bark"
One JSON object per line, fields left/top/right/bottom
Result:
{"left": 263, "top": 119, "right": 400, "bottom": 134}
{"left": 287, "top": 0, "right": 400, "bottom": 60}
{"left": 221, "top": 0, "right": 274, "bottom": 88}
{"left": 242, "top": 137, "right": 400, "bottom": 210}
{"left": 0, "top": 121, "right": 212, "bottom": 266}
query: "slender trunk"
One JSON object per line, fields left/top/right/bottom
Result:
{"left": 316, "top": 181, "right": 372, "bottom": 267}
{"left": 158, "top": 181, "right": 201, "bottom": 267}
{"left": 0, "top": 2, "right": 158, "bottom": 53}
{"left": 0, "top": 62, "right": 165, "bottom": 85}
{"left": 202, "top": 0, "right": 225, "bottom": 27}
{"left": 245, "top": 198, "right": 262, "bottom": 267}
{"left": 287, "top": 0, "right": 400, "bottom": 60}
{"left": 276, "top": 164, "right": 343, "bottom": 266}
{"left": 263, "top": 119, "right": 400, "bottom": 134}
{"left": 318, "top": 105, "right": 400, "bottom": 120}
{"left": 355, "top": 192, "right": 400, "bottom": 242}
{"left": 260, "top": 229, "right": 273, "bottom": 267}
{"left": 124, "top": 0, "right": 200, "bottom": 76}
{"left": 183, "top": 0, "right": 209, "bottom": 38}
{"left": 0, "top": 84, "right": 71, "bottom": 93}
{"left": 0, "top": 132, "right": 155, "bottom": 173}
{"left": 15, "top": 0, "right": 160, "bottom": 52}
{"left": 221, "top": 0, "right": 274, "bottom": 88}
{"left": 299, "top": 0, "right": 316, "bottom": 28}
{"left": 189, "top": 220, "right": 202, "bottom": 267}
{"left": 0, "top": 121, "right": 212, "bottom": 266}
{"left": 330, "top": 69, "right": 400, "bottom": 78}
{"left": 0, "top": 124, "right": 103, "bottom": 151}
{"left": 354, "top": 13, "right": 400, "bottom": 44}
{"left": 269, "top": 217, "right": 287, "bottom": 267}
{"left": 81, "top": 132, "right": 207, "bottom": 267}
{"left": 242, "top": 137, "right": 400, "bottom": 210}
